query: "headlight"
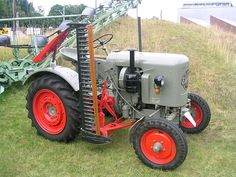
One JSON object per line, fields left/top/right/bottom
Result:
{"left": 154, "top": 75, "right": 164, "bottom": 94}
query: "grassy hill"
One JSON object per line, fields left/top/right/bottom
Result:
{"left": 0, "top": 17, "right": 236, "bottom": 177}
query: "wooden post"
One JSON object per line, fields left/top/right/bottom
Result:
{"left": 95, "top": 0, "right": 98, "bottom": 9}
{"left": 87, "top": 25, "right": 100, "bottom": 135}
{"left": 12, "top": 0, "right": 16, "bottom": 44}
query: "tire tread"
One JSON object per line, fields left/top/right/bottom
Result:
{"left": 133, "top": 119, "right": 188, "bottom": 170}
{"left": 180, "top": 93, "right": 211, "bottom": 133}
{"left": 26, "top": 74, "right": 81, "bottom": 142}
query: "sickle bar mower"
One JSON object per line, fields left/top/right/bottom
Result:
{"left": 70, "top": 23, "right": 135, "bottom": 144}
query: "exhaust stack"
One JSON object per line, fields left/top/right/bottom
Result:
{"left": 128, "top": 48, "right": 136, "bottom": 74}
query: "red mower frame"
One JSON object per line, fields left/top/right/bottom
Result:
{"left": 98, "top": 80, "right": 135, "bottom": 137}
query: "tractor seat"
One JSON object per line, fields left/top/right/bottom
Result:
{"left": 60, "top": 48, "right": 78, "bottom": 62}
{"left": 60, "top": 47, "right": 107, "bottom": 63}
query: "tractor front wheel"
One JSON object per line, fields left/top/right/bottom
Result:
{"left": 133, "top": 119, "right": 188, "bottom": 170}
{"left": 180, "top": 93, "right": 211, "bottom": 134}
{"left": 26, "top": 74, "right": 81, "bottom": 142}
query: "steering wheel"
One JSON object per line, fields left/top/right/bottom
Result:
{"left": 94, "top": 34, "right": 113, "bottom": 48}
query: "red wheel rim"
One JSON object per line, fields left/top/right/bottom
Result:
{"left": 141, "top": 129, "right": 177, "bottom": 164}
{"left": 33, "top": 89, "right": 66, "bottom": 135}
{"left": 181, "top": 102, "right": 203, "bottom": 128}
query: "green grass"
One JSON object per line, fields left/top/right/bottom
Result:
{"left": 1, "top": 18, "right": 236, "bottom": 177}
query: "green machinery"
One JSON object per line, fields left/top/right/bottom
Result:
{"left": 0, "top": 0, "right": 142, "bottom": 94}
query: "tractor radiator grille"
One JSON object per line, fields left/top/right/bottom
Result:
{"left": 71, "top": 23, "right": 95, "bottom": 133}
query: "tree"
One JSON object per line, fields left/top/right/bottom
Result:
{"left": 48, "top": 4, "right": 64, "bottom": 27}
{"left": 0, "top": 1, "right": 87, "bottom": 28}
{"left": 0, "top": 0, "right": 6, "bottom": 17}
{"left": 48, "top": 4, "right": 86, "bottom": 27}
{"left": 0, "top": 0, "right": 44, "bottom": 27}
{"left": 65, "top": 4, "right": 86, "bottom": 15}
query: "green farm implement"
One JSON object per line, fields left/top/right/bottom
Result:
{"left": 0, "top": 0, "right": 142, "bottom": 94}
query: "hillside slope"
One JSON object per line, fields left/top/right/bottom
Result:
{"left": 0, "top": 18, "right": 236, "bottom": 177}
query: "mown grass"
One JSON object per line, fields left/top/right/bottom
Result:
{"left": 0, "top": 17, "right": 236, "bottom": 177}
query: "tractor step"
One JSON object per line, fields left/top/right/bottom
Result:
{"left": 81, "top": 128, "right": 112, "bottom": 144}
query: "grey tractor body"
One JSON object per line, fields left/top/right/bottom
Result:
{"left": 106, "top": 51, "right": 189, "bottom": 107}
{"left": 26, "top": 48, "right": 190, "bottom": 121}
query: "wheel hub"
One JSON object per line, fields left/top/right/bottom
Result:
{"left": 33, "top": 89, "right": 66, "bottom": 135}
{"left": 141, "top": 129, "right": 177, "bottom": 164}
{"left": 152, "top": 142, "right": 163, "bottom": 153}
{"left": 48, "top": 105, "right": 57, "bottom": 117}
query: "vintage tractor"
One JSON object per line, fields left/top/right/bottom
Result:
{"left": 25, "top": 23, "right": 211, "bottom": 170}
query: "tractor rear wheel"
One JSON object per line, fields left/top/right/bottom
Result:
{"left": 180, "top": 93, "right": 211, "bottom": 134}
{"left": 133, "top": 118, "right": 188, "bottom": 170}
{"left": 26, "top": 74, "right": 81, "bottom": 142}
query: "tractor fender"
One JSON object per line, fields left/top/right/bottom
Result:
{"left": 24, "top": 66, "right": 79, "bottom": 91}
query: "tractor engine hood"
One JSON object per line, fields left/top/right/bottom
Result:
{"left": 106, "top": 51, "right": 189, "bottom": 107}
{"left": 106, "top": 51, "right": 189, "bottom": 68}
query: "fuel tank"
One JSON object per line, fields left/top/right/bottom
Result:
{"left": 106, "top": 51, "right": 189, "bottom": 107}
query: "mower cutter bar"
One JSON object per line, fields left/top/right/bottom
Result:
{"left": 74, "top": 23, "right": 96, "bottom": 133}
{"left": 70, "top": 22, "right": 111, "bottom": 144}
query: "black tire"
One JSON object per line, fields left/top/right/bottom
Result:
{"left": 133, "top": 118, "right": 188, "bottom": 170}
{"left": 26, "top": 74, "right": 81, "bottom": 142}
{"left": 180, "top": 93, "right": 211, "bottom": 134}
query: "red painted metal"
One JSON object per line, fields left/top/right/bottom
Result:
{"left": 32, "top": 89, "right": 66, "bottom": 134}
{"left": 100, "top": 119, "right": 135, "bottom": 136}
{"left": 98, "top": 80, "right": 117, "bottom": 119}
{"left": 33, "top": 29, "right": 70, "bottom": 63}
{"left": 98, "top": 81, "right": 135, "bottom": 136}
{"left": 141, "top": 129, "right": 177, "bottom": 164}
{"left": 181, "top": 102, "right": 203, "bottom": 128}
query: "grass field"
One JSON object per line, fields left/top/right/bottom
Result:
{"left": 0, "top": 18, "right": 236, "bottom": 177}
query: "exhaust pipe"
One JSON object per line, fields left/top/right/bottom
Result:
{"left": 128, "top": 48, "right": 136, "bottom": 74}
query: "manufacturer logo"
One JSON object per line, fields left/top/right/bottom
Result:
{"left": 181, "top": 69, "right": 189, "bottom": 90}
